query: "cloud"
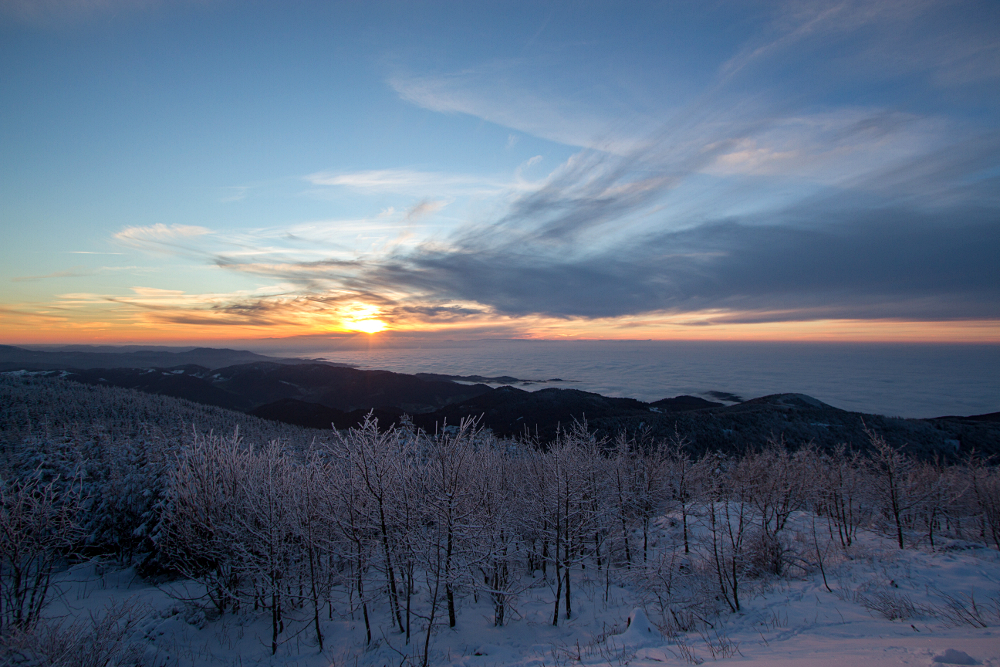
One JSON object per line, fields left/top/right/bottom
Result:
{"left": 94, "top": 285, "right": 322, "bottom": 328}
{"left": 96, "top": 82, "right": 999, "bottom": 335}
{"left": 722, "top": 0, "right": 1000, "bottom": 90}
{"left": 704, "top": 109, "right": 944, "bottom": 183}
{"left": 202, "top": 124, "right": 1000, "bottom": 327}
{"left": 110, "top": 223, "right": 225, "bottom": 263}
{"left": 12, "top": 267, "right": 93, "bottom": 282}
{"left": 219, "top": 186, "right": 251, "bottom": 203}
{"left": 388, "top": 69, "right": 650, "bottom": 152}
{"left": 386, "top": 2, "right": 999, "bottom": 164}
{"left": 404, "top": 199, "right": 447, "bottom": 221}
{"left": 305, "top": 169, "right": 505, "bottom": 197}
{"left": 392, "top": 304, "right": 487, "bottom": 320}
{"left": 373, "top": 210, "right": 1000, "bottom": 321}
{"left": 114, "top": 223, "right": 211, "bottom": 251}
{"left": 717, "top": 0, "right": 852, "bottom": 82}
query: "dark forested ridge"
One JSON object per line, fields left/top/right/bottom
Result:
{"left": 0, "top": 344, "right": 321, "bottom": 371}
{"left": 2, "top": 346, "right": 997, "bottom": 456}
{"left": 407, "top": 387, "right": 999, "bottom": 457}
{"left": 0, "top": 373, "right": 331, "bottom": 454}
{"left": 5, "top": 362, "right": 492, "bottom": 415}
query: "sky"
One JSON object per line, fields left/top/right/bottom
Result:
{"left": 1, "top": 0, "right": 998, "bottom": 347}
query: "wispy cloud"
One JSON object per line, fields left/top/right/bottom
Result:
{"left": 388, "top": 69, "right": 650, "bottom": 152}
{"left": 68, "top": 1, "right": 995, "bottom": 339}
{"left": 94, "top": 108, "right": 999, "bottom": 336}
{"left": 129, "top": 120, "right": 998, "bottom": 334}
{"left": 369, "top": 208, "right": 1000, "bottom": 321}
{"left": 404, "top": 199, "right": 447, "bottom": 221}
{"left": 12, "top": 267, "right": 93, "bottom": 282}
{"left": 112, "top": 223, "right": 225, "bottom": 263}
{"left": 219, "top": 185, "right": 252, "bottom": 203}
{"left": 717, "top": 1, "right": 851, "bottom": 82}
{"left": 721, "top": 0, "right": 1000, "bottom": 88}
{"left": 387, "top": 1, "right": 997, "bottom": 163}
{"left": 115, "top": 223, "right": 211, "bottom": 250}
{"left": 704, "top": 109, "right": 945, "bottom": 183}
{"left": 306, "top": 169, "right": 507, "bottom": 197}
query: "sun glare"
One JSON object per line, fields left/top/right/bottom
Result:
{"left": 340, "top": 304, "right": 388, "bottom": 334}
{"left": 345, "top": 318, "right": 387, "bottom": 334}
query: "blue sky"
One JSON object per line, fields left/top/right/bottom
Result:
{"left": 2, "top": 0, "right": 998, "bottom": 345}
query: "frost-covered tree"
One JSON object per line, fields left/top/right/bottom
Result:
{"left": 0, "top": 474, "right": 80, "bottom": 633}
{"left": 160, "top": 431, "right": 245, "bottom": 615}
{"left": 423, "top": 419, "right": 479, "bottom": 629}
{"left": 469, "top": 440, "right": 523, "bottom": 626}
{"left": 702, "top": 453, "right": 752, "bottom": 613}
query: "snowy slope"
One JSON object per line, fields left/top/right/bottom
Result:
{"left": 30, "top": 515, "right": 1000, "bottom": 667}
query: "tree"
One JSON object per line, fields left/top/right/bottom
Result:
{"left": 231, "top": 442, "right": 296, "bottom": 655}
{"left": 867, "top": 428, "right": 922, "bottom": 549}
{"left": 470, "top": 442, "right": 523, "bottom": 626}
{"left": 816, "top": 445, "right": 869, "bottom": 550}
{"left": 965, "top": 452, "right": 1000, "bottom": 549}
{"left": 0, "top": 473, "right": 80, "bottom": 633}
{"left": 160, "top": 431, "right": 244, "bottom": 616}
{"left": 664, "top": 434, "right": 707, "bottom": 555}
{"left": 702, "top": 453, "right": 751, "bottom": 613}
{"left": 337, "top": 415, "right": 406, "bottom": 634}
{"left": 423, "top": 419, "right": 478, "bottom": 629}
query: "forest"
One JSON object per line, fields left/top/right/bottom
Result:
{"left": 1, "top": 374, "right": 999, "bottom": 666}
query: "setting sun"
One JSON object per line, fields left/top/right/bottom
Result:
{"left": 340, "top": 303, "right": 388, "bottom": 334}
{"left": 344, "top": 318, "right": 387, "bottom": 334}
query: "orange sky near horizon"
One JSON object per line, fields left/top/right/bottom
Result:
{"left": 2, "top": 302, "right": 998, "bottom": 348}
{"left": 3, "top": 3, "right": 999, "bottom": 355}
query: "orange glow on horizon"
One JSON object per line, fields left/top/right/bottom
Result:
{"left": 339, "top": 304, "right": 388, "bottom": 334}
{"left": 343, "top": 319, "right": 387, "bottom": 334}
{"left": 0, "top": 295, "right": 997, "bottom": 346}
{"left": 1, "top": 316, "right": 998, "bottom": 346}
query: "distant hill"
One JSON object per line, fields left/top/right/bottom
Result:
{"left": 5, "top": 361, "right": 492, "bottom": 416}
{"left": 649, "top": 395, "right": 724, "bottom": 411}
{"left": 0, "top": 344, "right": 321, "bottom": 371}
{"left": 0, "top": 372, "right": 330, "bottom": 454}
{"left": 207, "top": 362, "right": 491, "bottom": 413}
{"left": 410, "top": 386, "right": 650, "bottom": 441}
{"left": 3, "top": 348, "right": 997, "bottom": 457}
{"left": 248, "top": 385, "right": 1000, "bottom": 458}
{"left": 250, "top": 397, "right": 404, "bottom": 431}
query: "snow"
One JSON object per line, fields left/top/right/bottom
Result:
{"left": 934, "top": 649, "right": 979, "bottom": 664}
{"left": 39, "top": 516, "right": 1000, "bottom": 667}
{"left": 618, "top": 608, "right": 661, "bottom": 646}
{"left": 4, "top": 375, "right": 998, "bottom": 667}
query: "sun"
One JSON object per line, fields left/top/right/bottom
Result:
{"left": 341, "top": 304, "right": 388, "bottom": 333}
{"left": 345, "top": 318, "right": 387, "bottom": 334}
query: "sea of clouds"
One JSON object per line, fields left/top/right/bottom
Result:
{"left": 319, "top": 340, "right": 1000, "bottom": 419}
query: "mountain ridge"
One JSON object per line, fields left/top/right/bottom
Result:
{"left": 3, "top": 347, "right": 997, "bottom": 457}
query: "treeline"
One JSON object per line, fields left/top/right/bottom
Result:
{"left": 0, "top": 374, "right": 332, "bottom": 451}
{"left": 0, "top": 374, "right": 333, "bottom": 640}
{"left": 2, "top": 375, "right": 1000, "bottom": 665}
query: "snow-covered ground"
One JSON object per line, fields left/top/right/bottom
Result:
{"left": 4, "top": 376, "right": 997, "bottom": 667}
{"left": 35, "top": 514, "right": 1000, "bottom": 667}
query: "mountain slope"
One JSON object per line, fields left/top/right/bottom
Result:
{"left": 4, "top": 349, "right": 996, "bottom": 457}
{"left": 0, "top": 344, "right": 317, "bottom": 371}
